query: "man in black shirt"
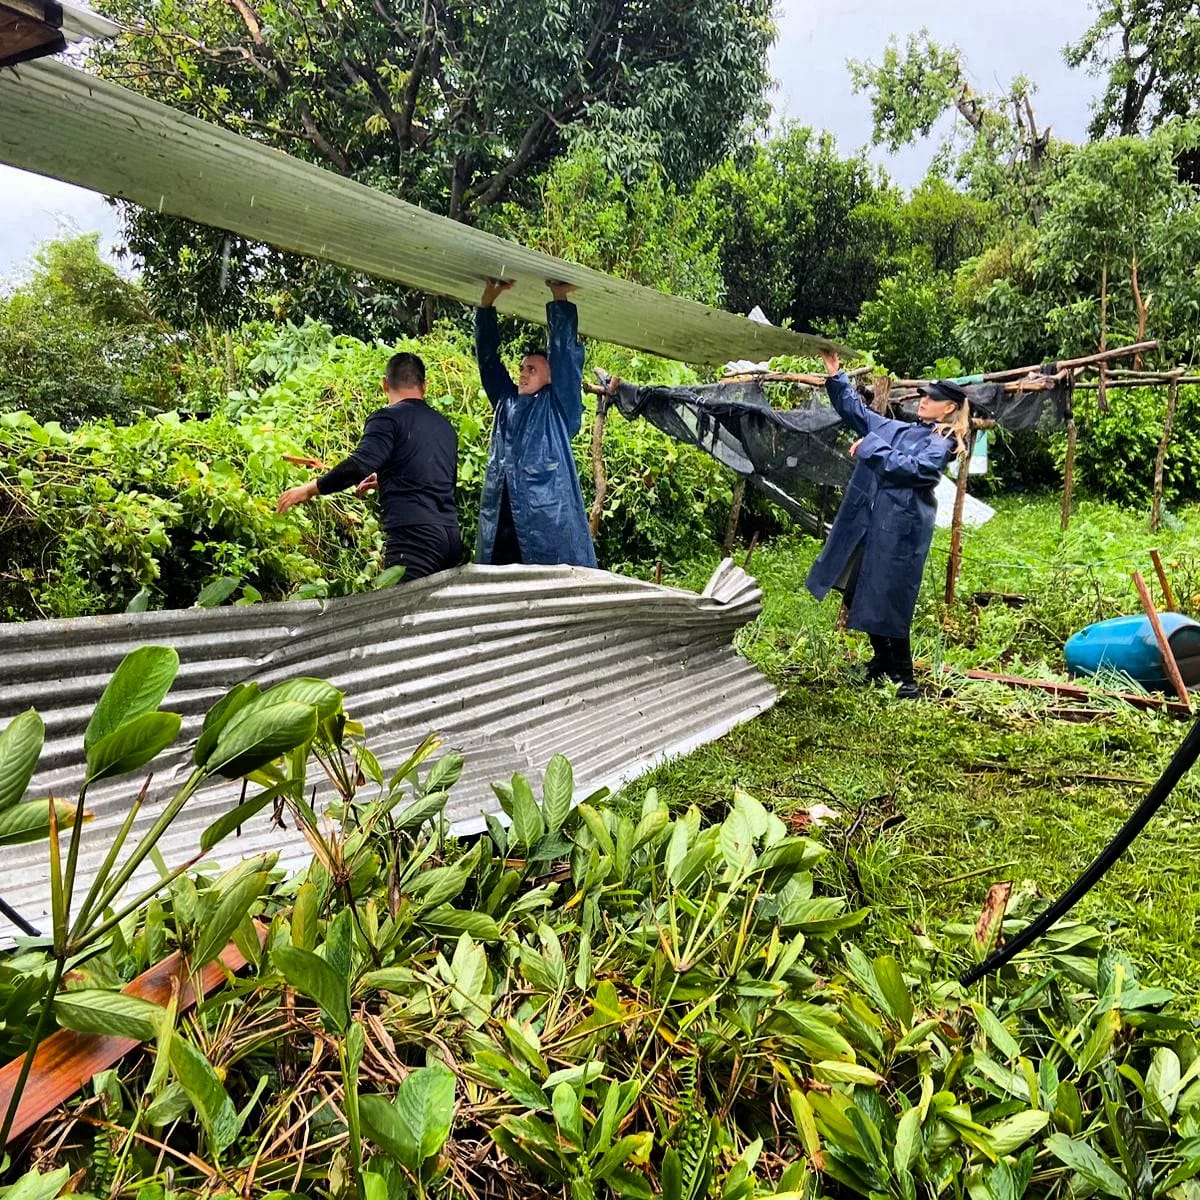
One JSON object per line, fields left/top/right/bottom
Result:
{"left": 276, "top": 352, "right": 462, "bottom": 583}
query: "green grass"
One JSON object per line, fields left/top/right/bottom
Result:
{"left": 627, "top": 493, "right": 1200, "bottom": 1000}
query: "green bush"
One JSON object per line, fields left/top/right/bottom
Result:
{"left": 0, "top": 324, "right": 737, "bottom": 619}
{"left": 1064, "top": 384, "right": 1200, "bottom": 507}
{"left": 0, "top": 236, "right": 207, "bottom": 427}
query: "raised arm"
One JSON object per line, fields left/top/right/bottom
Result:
{"left": 475, "top": 278, "right": 518, "bottom": 407}
{"left": 853, "top": 429, "right": 953, "bottom": 486}
{"left": 547, "top": 282, "right": 584, "bottom": 437}
{"left": 820, "top": 349, "right": 893, "bottom": 439}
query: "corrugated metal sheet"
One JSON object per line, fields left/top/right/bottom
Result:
{"left": 0, "top": 58, "right": 846, "bottom": 366}
{"left": 2, "top": 562, "right": 775, "bottom": 937}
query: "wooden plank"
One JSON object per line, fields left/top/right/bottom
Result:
{"left": 0, "top": 937, "right": 256, "bottom": 1144}
{"left": 0, "top": 59, "right": 848, "bottom": 367}
{"left": 1133, "top": 569, "right": 1192, "bottom": 711}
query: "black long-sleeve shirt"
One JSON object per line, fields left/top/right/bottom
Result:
{"left": 317, "top": 399, "right": 458, "bottom": 529}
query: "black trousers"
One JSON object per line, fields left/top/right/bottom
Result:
{"left": 490, "top": 486, "right": 523, "bottom": 565}
{"left": 384, "top": 524, "right": 464, "bottom": 583}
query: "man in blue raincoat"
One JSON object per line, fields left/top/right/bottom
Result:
{"left": 473, "top": 278, "right": 597, "bottom": 568}
{"left": 806, "top": 350, "right": 967, "bottom": 698}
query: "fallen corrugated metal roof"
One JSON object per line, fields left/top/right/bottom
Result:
{"left": 0, "top": 57, "right": 846, "bottom": 366}
{"left": 2, "top": 562, "right": 775, "bottom": 938}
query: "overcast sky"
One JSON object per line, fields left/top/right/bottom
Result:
{"left": 0, "top": 0, "right": 1101, "bottom": 278}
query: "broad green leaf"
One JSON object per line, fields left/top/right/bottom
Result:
{"left": 719, "top": 805, "right": 754, "bottom": 875}
{"left": 1074, "top": 1009, "right": 1120, "bottom": 1075}
{"left": 419, "top": 905, "right": 501, "bottom": 941}
{"left": 360, "top": 1093, "right": 411, "bottom": 1163}
{"left": 125, "top": 587, "right": 150, "bottom": 613}
{"left": 273, "top": 945, "right": 349, "bottom": 1032}
{"left": 170, "top": 1036, "right": 241, "bottom": 1153}
{"left": 291, "top": 880, "right": 319, "bottom": 950}
{"left": 55, "top": 990, "right": 165, "bottom": 1042}
{"left": 1045, "top": 1133, "right": 1130, "bottom": 1198}
{"left": 205, "top": 699, "right": 318, "bottom": 778}
{"left": 84, "top": 645, "right": 179, "bottom": 752}
{"left": 193, "top": 682, "right": 259, "bottom": 768}
{"left": 541, "top": 754, "right": 573, "bottom": 833}
{"left": 894, "top": 1105, "right": 922, "bottom": 1172}
{"left": 665, "top": 819, "right": 690, "bottom": 883}
{"left": 192, "top": 868, "right": 270, "bottom": 969}
{"left": 5, "top": 1166, "right": 71, "bottom": 1200}
{"left": 511, "top": 774, "right": 544, "bottom": 848}
{"left": 0, "top": 709, "right": 44, "bottom": 813}
{"left": 1146, "top": 1047, "right": 1182, "bottom": 1121}
{"left": 470, "top": 1051, "right": 548, "bottom": 1110}
{"left": 86, "top": 710, "right": 181, "bottom": 783}
{"left": 256, "top": 678, "right": 343, "bottom": 720}
{"left": 812, "top": 1060, "right": 885, "bottom": 1086}
{"left": 372, "top": 565, "right": 406, "bottom": 589}
{"left": 552, "top": 1082, "right": 583, "bottom": 1150}
{"left": 0, "top": 798, "right": 78, "bottom": 846}
{"left": 873, "top": 955, "right": 914, "bottom": 1029}
{"left": 408, "top": 862, "right": 472, "bottom": 907}
{"left": 971, "top": 1001, "right": 1022, "bottom": 1061}
{"left": 989, "top": 1110, "right": 1049, "bottom": 1155}
{"left": 424, "top": 752, "right": 464, "bottom": 794}
{"left": 394, "top": 1063, "right": 456, "bottom": 1169}
{"left": 195, "top": 576, "right": 241, "bottom": 607}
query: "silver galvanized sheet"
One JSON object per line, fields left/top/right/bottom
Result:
{"left": 2, "top": 562, "right": 775, "bottom": 937}
{"left": 0, "top": 59, "right": 846, "bottom": 366}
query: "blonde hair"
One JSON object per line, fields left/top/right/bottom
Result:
{"left": 934, "top": 401, "right": 971, "bottom": 456}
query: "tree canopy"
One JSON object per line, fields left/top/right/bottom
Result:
{"left": 94, "top": 0, "right": 774, "bottom": 329}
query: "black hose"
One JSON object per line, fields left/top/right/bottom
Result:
{"left": 0, "top": 895, "right": 41, "bottom": 938}
{"left": 960, "top": 710, "right": 1200, "bottom": 986}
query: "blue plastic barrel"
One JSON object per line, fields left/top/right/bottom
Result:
{"left": 1065, "top": 613, "right": 1200, "bottom": 691}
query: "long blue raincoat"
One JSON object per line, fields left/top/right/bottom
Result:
{"left": 806, "top": 371, "right": 953, "bottom": 637}
{"left": 474, "top": 301, "right": 597, "bottom": 568}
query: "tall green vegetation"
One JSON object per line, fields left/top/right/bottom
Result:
{"left": 0, "top": 235, "right": 196, "bottom": 426}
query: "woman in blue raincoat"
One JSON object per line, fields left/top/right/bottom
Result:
{"left": 473, "top": 278, "right": 597, "bottom": 569}
{"left": 806, "top": 350, "right": 969, "bottom": 698}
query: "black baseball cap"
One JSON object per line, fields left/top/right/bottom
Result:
{"left": 917, "top": 380, "right": 969, "bottom": 407}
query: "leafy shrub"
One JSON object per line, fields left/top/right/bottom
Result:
{"left": 1065, "top": 384, "right": 1200, "bottom": 507}
{"left": 3, "top": 709, "right": 1197, "bottom": 1200}
{"left": 0, "top": 324, "right": 737, "bottom": 619}
{"left": 0, "top": 236, "right": 209, "bottom": 427}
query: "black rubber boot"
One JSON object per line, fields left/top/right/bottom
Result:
{"left": 887, "top": 636, "right": 919, "bottom": 699}
{"left": 860, "top": 634, "right": 892, "bottom": 686}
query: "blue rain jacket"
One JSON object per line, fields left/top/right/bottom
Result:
{"left": 474, "top": 300, "right": 597, "bottom": 568}
{"left": 806, "top": 370, "right": 953, "bottom": 637}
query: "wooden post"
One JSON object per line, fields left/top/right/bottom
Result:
{"left": 1150, "top": 549, "right": 1178, "bottom": 612}
{"left": 871, "top": 374, "right": 891, "bottom": 414}
{"left": 944, "top": 427, "right": 976, "bottom": 606}
{"left": 723, "top": 477, "right": 747, "bottom": 555}
{"left": 1097, "top": 259, "right": 1109, "bottom": 412}
{"left": 1060, "top": 415, "right": 1077, "bottom": 531}
{"left": 1150, "top": 378, "right": 1178, "bottom": 533}
{"left": 588, "top": 391, "right": 611, "bottom": 539}
{"left": 1132, "top": 570, "right": 1192, "bottom": 710}
{"left": 744, "top": 531, "right": 760, "bottom": 568}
